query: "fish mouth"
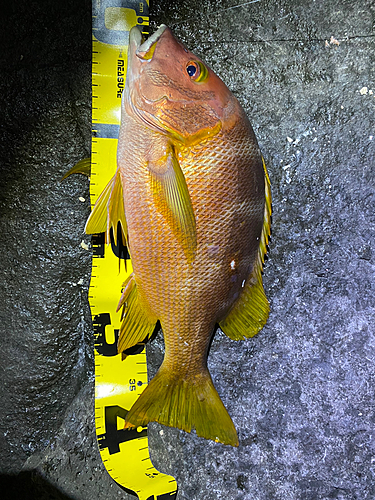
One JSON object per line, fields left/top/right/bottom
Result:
{"left": 133, "top": 24, "right": 167, "bottom": 60}
{"left": 126, "top": 25, "right": 173, "bottom": 138}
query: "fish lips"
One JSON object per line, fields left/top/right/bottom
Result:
{"left": 127, "top": 25, "right": 185, "bottom": 138}
{"left": 125, "top": 26, "right": 170, "bottom": 135}
{"left": 134, "top": 24, "right": 168, "bottom": 60}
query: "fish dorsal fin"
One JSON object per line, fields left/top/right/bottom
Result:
{"left": 116, "top": 273, "right": 157, "bottom": 358}
{"left": 85, "top": 170, "right": 128, "bottom": 247}
{"left": 219, "top": 157, "right": 272, "bottom": 340}
{"left": 148, "top": 147, "right": 197, "bottom": 263}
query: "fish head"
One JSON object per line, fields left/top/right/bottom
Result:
{"left": 125, "top": 25, "right": 237, "bottom": 144}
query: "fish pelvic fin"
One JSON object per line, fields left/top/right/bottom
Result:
{"left": 124, "top": 365, "right": 239, "bottom": 447}
{"left": 148, "top": 147, "right": 197, "bottom": 263}
{"left": 116, "top": 273, "right": 157, "bottom": 357}
{"left": 85, "top": 169, "right": 128, "bottom": 247}
{"left": 61, "top": 157, "right": 91, "bottom": 180}
{"left": 219, "top": 157, "right": 272, "bottom": 340}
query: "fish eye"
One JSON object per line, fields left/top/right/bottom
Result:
{"left": 186, "top": 62, "right": 199, "bottom": 78}
{"left": 186, "top": 61, "right": 208, "bottom": 82}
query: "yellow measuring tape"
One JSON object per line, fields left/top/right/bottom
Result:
{"left": 90, "top": 2, "right": 177, "bottom": 498}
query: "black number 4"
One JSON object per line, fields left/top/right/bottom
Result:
{"left": 97, "top": 405, "right": 147, "bottom": 454}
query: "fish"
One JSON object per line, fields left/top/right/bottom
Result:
{"left": 86, "top": 25, "right": 271, "bottom": 447}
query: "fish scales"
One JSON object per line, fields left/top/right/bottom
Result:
{"left": 86, "top": 25, "right": 271, "bottom": 446}
{"left": 120, "top": 122, "right": 262, "bottom": 364}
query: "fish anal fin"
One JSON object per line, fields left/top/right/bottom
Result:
{"left": 85, "top": 170, "right": 128, "bottom": 249}
{"left": 219, "top": 157, "right": 272, "bottom": 341}
{"left": 124, "top": 366, "right": 239, "bottom": 447}
{"left": 148, "top": 147, "right": 197, "bottom": 263}
{"left": 116, "top": 273, "right": 157, "bottom": 355}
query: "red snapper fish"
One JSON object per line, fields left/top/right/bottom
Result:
{"left": 86, "top": 25, "right": 271, "bottom": 447}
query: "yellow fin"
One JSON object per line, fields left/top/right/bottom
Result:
{"left": 107, "top": 170, "right": 127, "bottom": 246}
{"left": 124, "top": 366, "right": 239, "bottom": 446}
{"left": 116, "top": 274, "right": 157, "bottom": 355}
{"left": 219, "top": 268, "right": 270, "bottom": 340}
{"left": 149, "top": 148, "right": 196, "bottom": 262}
{"left": 85, "top": 175, "right": 113, "bottom": 235}
{"left": 85, "top": 170, "right": 128, "bottom": 246}
{"left": 219, "top": 157, "right": 272, "bottom": 340}
{"left": 61, "top": 158, "right": 91, "bottom": 180}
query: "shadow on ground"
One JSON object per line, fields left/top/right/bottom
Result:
{"left": 1, "top": 472, "right": 75, "bottom": 500}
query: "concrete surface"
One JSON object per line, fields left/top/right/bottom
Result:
{"left": 0, "top": 0, "right": 374, "bottom": 499}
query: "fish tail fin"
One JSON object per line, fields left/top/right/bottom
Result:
{"left": 124, "top": 365, "right": 239, "bottom": 447}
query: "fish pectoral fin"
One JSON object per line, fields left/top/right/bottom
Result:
{"left": 85, "top": 169, "right": 128, "bottom": 247}
{"left": 61, "top": 158, "right": 91, "bottom": 180}
{"left": 116, "top": 273, "right": 157, "bottom": 356}
{"left": 219, "top": 157, "right": 272, "bottom": 340}
{"left": 148, "top": 148, "right": 196, "bottom": 262}
{"left": 124, "top": 366, "right": 239, "bottom": 447}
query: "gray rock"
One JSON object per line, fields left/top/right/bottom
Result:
{"left": 0, "top": 0, "right": 94, "bottom": 484}
{"left": 22, "top": 382, "right": 128, "bottom": 500}
{"left": 1, "top": 0, "right": 374, "bottom": 499}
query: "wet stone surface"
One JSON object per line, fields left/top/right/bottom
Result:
{"left": 1, "top": 0, "right": 374, "bottom": 499}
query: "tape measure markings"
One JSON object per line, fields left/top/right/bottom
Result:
{"left": 90, "top": 2, "right": 177, "bottom": 499}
